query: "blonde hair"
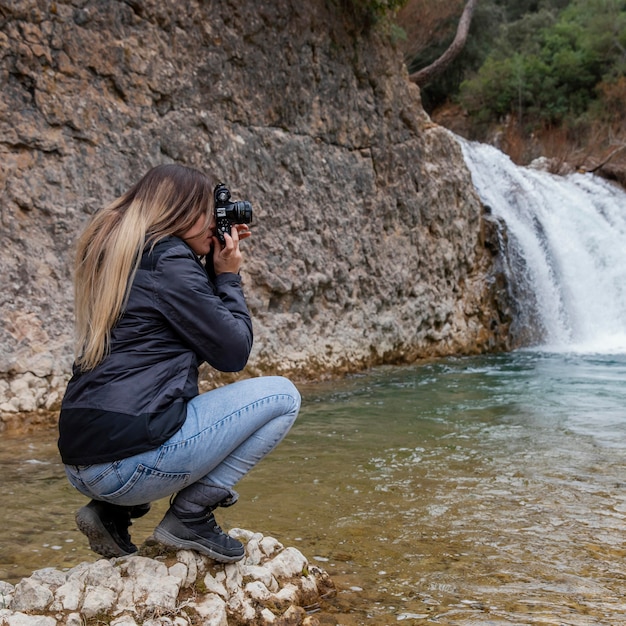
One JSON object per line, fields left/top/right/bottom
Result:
{"left": 74, "top": 164, "right": 215, "bottom": 370}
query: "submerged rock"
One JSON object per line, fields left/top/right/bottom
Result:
{"left": 0, "top": 529, "right": 335, "bottom": 626}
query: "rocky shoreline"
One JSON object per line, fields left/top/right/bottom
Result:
{"left": 0, "top": 529, "right": 335, "bottom": 626}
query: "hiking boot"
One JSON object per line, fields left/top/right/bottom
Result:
{"left": 153, "top": 508, "right": 245, "bottom": 563}
{"left": 75, "top": 500, "right": 150, "bottom": 558}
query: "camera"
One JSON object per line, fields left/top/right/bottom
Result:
{"left": 213, "top": 183, "right": 253, "bottom": 245}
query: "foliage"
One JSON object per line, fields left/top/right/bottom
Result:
{"left": 397, "top": 0, "right": 624, "bottom": 120}
{"left": 458, "top": 0, "right": 626, "bottom": 128}
{"left": 494, "top": 0, "right": 570, "bottom": 22}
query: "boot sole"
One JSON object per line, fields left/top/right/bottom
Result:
{"left": 75, "top": 506, "right": 136, "bottom": 558}
{"left": 153, "top": 526, "right": 244, "bottom": 563}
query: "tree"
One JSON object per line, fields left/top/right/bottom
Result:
{"left": 459, "top": 0, "right": 626, "bottom": 127}
{"left": 408, "top": 0, "right": 479, "bottom": 86}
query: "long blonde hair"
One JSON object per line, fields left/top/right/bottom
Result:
{"left": 74, "top": 163, "right": 215, "bottom": 370}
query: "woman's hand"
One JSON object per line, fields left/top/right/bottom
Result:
{"left": 212, "top": 224, "right": 251, "bottom": 275}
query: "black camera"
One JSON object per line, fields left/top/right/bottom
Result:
{"left": 213, "top": 183, "right": 253, "bottom": 245}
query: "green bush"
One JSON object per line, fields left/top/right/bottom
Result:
{"left": 459, "top": 0, "right": 626, "bottom": 127}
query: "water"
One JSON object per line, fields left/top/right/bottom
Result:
{"left": 458, "top": 136, "right": 626, "bottom": 352}
{"left": 2, "top": 352, "right": 626, "bottom": 625}
{"left": 2, "top": 142, "right": 626, "bottom": 624}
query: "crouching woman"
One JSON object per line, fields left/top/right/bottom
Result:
{"left": 58, "top": 163, "right": 300, "bottom": 562}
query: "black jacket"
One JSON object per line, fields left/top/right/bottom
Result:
{"left": 58, "top": 236, "right": 253, "bottom": 465}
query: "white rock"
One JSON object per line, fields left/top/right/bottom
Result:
{"left": 113, "top": 578, "right": 136, "bottom": 616}
{"left": 260, "top": 607, "right": 276, "bottom": 623}
{"left": 273, "top": 583, "right": 299, "bottom": 604}
{"left": 227, "top": 590, "right": 256, "bottom": 622}
{"left": 65, "top": 562, "right": 91, "bottom": 584}
{"left": 136, "top": 575, "right": 181, "bottom": 612}
{"left": 244, "top": 537, "right": 264, "bottom": 565}
{"left": 190, "top": 593, "right": 228, "bottom": 626}
{"left": 228, "top": 528, "right": 257, "bottom": 543}
{"left": 528, "top": 156, "right": 551, "bottom": 171}
{"left": 4, "top": 611, "right": 56, "bottom": 626}
{"left": 244, "top": 580, "right": 271, "bottom": 602}
{"left": 121, "top": 557, "right": 181, "bottom": 612}
{"left": 202, "top": 572, "right": 227, "bottom": 599}
{"left": 10, "top": 579, "right": 53, "bottom": 612}
{"left": 120, "top": 557, "right": 168, "bottom": 580}
{"left": 0, "top": 581, "right": 15, "bottom": 607}
{"left": 0, "top": 380, "right": 9, "bottom": 404}
{"left": 240, "top": 564, "right": 277, "bottom": 591}
{"left": 259, "top": 536, "right": 283, "bottom": 557}
{"left": 167, "top": 563, "right": 187, "bottom": 588}
{"left": 65, "top": 612, "right": 83, "bottom": 626}
{"left": 52, "top": 578, "right": 84, "bottom": 611}
{"left": 30, "top": 568, "right": 67, "bottom": 591}
{"left": 81, "top": 585, "right": 117, "bottom": 618}
{"left": 266, "top": 547, "right": 308, "bottom": 579}
{"left": 223, "top": 562, "right": 243, "bottom": 594}
{"left": 172, "top": 551, "right": 197, "bottom": 587}
{"left": 193, "top": 553, "right": 210, "bottom": 578}
{"left": 83, "top": 560, "right": 123, "bottom": 592}
{"left": 44, "top": 390, "right": 60, "bottom": 410}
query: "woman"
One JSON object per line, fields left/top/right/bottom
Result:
{"left": 58, "top": 163, "right": 301, "bottom": 563}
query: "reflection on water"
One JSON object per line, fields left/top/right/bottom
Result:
{"left": 2, "top": 352, "right": 626, "bottom": 624}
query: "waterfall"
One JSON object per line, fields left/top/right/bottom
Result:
{"left": 458, "top": 137, "right": 626, "bottom": 354}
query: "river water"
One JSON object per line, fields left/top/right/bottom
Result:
{"left": 1, "top": 351, "right": 626, "bottom": 625}
{"left": 2, "top": 143, "right": 626, "bottom": 624}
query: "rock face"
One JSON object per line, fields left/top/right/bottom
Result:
{"left": 0, "top": 529, "right": 335, "bottom": 626}
{"left": 0, "top": 1, "right": 513, "bottom": 426}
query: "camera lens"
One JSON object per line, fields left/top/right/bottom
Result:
{"left": 232, "top": 201, "right": 253, "bottom": 224}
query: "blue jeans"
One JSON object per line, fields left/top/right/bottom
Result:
{"left": 64, "top": 376, "right": 300, "bottom": 512}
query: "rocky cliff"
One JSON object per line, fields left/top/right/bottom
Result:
{"left": 0, "top": 0, "right": 512, "bottom": 429}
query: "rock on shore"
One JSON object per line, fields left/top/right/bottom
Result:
{"left": 0, "top": 529, "right": 334, "bottom": 626}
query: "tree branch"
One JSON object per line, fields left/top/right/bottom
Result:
{"left": 409, "top": 0, "right": 478, "bottom": 87}
{"left": 586, "top": 143, "right": 626, "bottom": 173}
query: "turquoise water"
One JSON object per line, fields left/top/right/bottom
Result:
{"left": 2, "top": 351, "right": 626, "bottom": 624}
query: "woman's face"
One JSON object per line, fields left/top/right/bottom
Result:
{"left": 182, "top": 211, "right": 216, "bottom": 256}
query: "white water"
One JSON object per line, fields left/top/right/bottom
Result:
{"left": 459, "top": 137, "right": 626, "bottom": 354}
